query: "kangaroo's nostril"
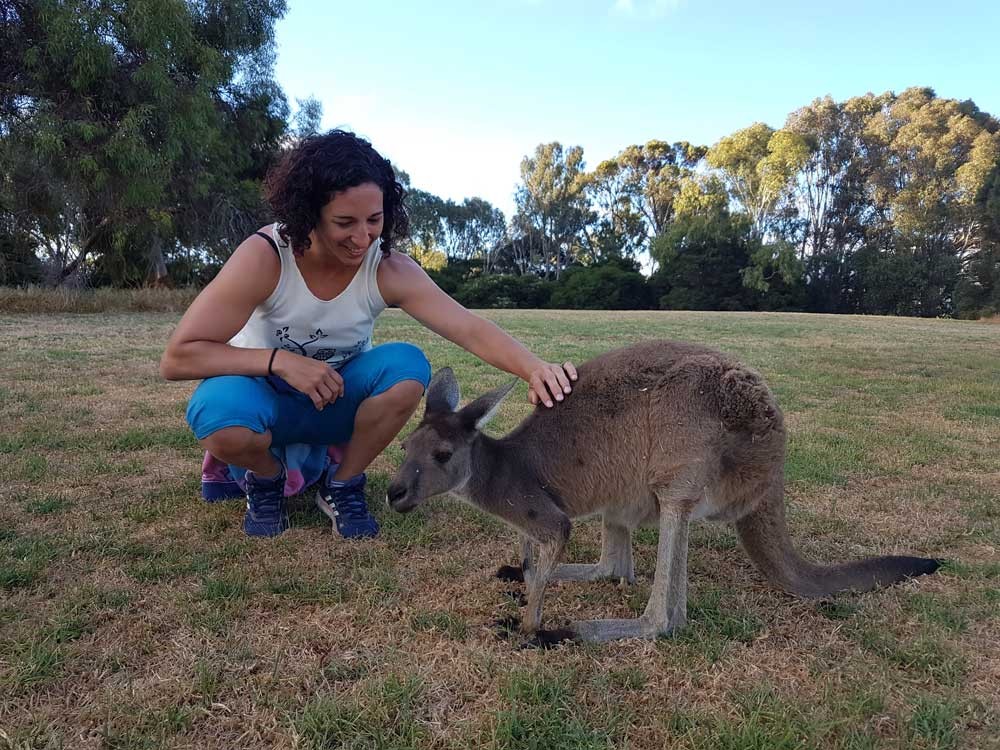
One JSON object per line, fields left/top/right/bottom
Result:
{"left": 387, "top": 485, "right": 407, "bottom": 505}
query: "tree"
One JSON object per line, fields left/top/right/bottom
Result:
{"left": 956, "top": 163, "right": 1000, "bottom": 316}
{"left": 706, "top": 123, "right": 809, "bottom": 241}
{"left": 1, "top": 0, "right": 289, "bottom": 286}
{"left": 513, "top": 142, "right": 590, "bottom": 279}
{"left": 651, "top": 209, "right": 755, "bottom": 311}
{"left": 402, "top": 186, "right": 447, "bottom": 250}
{"left": 440, "top": 197, "right": 507, "bottom": 272}
{"left": 859, "top": 87, "right": 1000, "bottom": 315}
{"left": 549, "top": 260, "right": 651, "bottom": 310}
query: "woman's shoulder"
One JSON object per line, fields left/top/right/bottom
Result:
{"left": 376, "top": 250, "right": 423, "bottom": 288}
{"left": 377, "top": 249, "right": 420, "bottom": 275}
{"left": 208, "top": 229, "right": 283, "bottom": 303}
{"left": 376, "top": 250, "right": 442, "bottom": 308}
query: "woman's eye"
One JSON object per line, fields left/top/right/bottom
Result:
{"left": 433, "top": 451, "right": 452, "bottom": 464}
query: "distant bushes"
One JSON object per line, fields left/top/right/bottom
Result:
{"left": 453, "top": 274, "right": 554, "bottom": 309}
{"left": 0, "top": 286, "right": 198, "bottom": 313}
{"left": 550, "top": 263, "right": 651, "bottom": 309}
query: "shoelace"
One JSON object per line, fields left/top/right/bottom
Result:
{"left": 248, "top": 478, "right": 283, "bottom": 515}
{"left": 332, "top": 486, "right": 370, "bottom": 520}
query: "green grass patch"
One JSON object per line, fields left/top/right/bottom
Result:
{"left": 120, "top": 543, "right": 214, "bottom": 583}
{"left": 853, "top": 628, "right": 967, "bottom": 686}
{"left": 10, "top": 454, "right": 48, "bottom": 482}
{"left": 488, "top": 669, "right": 620, "bottom": 750}
{"left": 266, "top": 575, "right": 348, "bottom": 605}
{"left": 907, "top": 695, "right": 962, "bottom": 750}
{"left": 903, "top": 593, "right": 970, "bottom": 633}
{"left": 23, "top": 494, "right": 73, "bottom": 515}
{"left": 2, "top": 636, "right": 66, "bottom": 692}
{"left": 410, "top": 610, "right": 469, "bottom": 640}
{"left": 106, "top": 426, "right": 196, "bottom": 452}
{"left": 295, "top": 675, "right": 428, "bottom": 750}
{"left": 0, "top": 531, "right": 64, "bottom": 590}
{"left": 668, "top": 588, "right": 763, "bottom": 662}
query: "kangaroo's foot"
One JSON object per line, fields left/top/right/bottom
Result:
{"left": 551, "top": 562, "right": 635, "bottom": 584}
{"left": 570, "top": 614, "right": 686, "bottom": 643}
{"left": 495, "top": 564, "right": 524, "bottom": 583}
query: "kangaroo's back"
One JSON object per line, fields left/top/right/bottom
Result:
{"left": 505, "top": 340, "right": 782, "bottom": 519}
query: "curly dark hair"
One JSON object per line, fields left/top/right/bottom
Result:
{"left": 263, "top": 129, "right": 409, "bottom": 254}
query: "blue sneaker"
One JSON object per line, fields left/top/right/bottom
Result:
{"left": 243, "top": 468, "right": 289, "bottom": 537}
{"left": 315, "top": 472, "right": 379, "bottom": 539}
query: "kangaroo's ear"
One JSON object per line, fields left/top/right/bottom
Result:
{"left": 459, "top": 380, "right": 518, "bottom": 431}
{"left": 425, "top": 367, "right": 460, "bottom": 414}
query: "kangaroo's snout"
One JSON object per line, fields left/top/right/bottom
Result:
{"left": 386, "top": 482, "right": 416, "bottom": 513}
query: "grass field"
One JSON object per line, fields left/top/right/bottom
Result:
{"left": 1, "top": 308, "right": 997, "bottom": 749}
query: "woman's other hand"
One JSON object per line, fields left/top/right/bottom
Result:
{"left": 527, "top": 361, "right": 578, "bottom": 408}
{"left": 271, "top": 350, "right": 345, "bottom": 411}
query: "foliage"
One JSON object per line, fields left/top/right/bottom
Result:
{"left": 513, "top": 142, "right": 591, "bottom": 279}
{"left": 652, "top": 211, "right": 755, "bottom": 311}
{"left": 0, "top": 230, "right": 43, "bottom": 286}
{"left": 706, "top": 123, "right": 809, "bottom": 240}
{"left": 0, "top": 0, "right": 289, "bottom": 286}
{"left": 581, "top": 141, "right": 706, "bottom": 263}
{"left": 409, "top": 242, "right": 447, "bottom": 272}
{"left": 452, "top": 274, "right": 554, "bottom": 309}
{"left": 549, "top": 261, "right": 651, "bottom": 310}
{"left": 3, "top": 20, "right": 999, "bottom": 322}
{"left": 955, "top": 164, "right": 1000, "bottom": 317}
{"left": 426, "top": 258, "right": 482, "bottom": 296}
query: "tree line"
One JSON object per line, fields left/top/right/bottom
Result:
{"left": 3, "top": 2, "right": 999, "bottom": 318}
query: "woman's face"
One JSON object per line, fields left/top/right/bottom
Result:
{"left": 311, "top": 182, "right": 385, "bottom": 265}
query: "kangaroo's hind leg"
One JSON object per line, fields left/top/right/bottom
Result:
{"left": 551, "top": 517, "right": 635, "bottom": 583}
{"left": 569, "top": 483, "right": 693, "bottom": 642}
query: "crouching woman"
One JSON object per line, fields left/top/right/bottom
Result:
{"left": 160, "top": 130, "right": 575, "bottom": 539}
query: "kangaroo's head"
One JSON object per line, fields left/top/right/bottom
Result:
{"left": 387, "top": 367, "right": 516, "bottom": 513}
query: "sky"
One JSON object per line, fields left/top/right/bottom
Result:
{"left": 273, "top": 0, "right": 1000, "bottom": 218}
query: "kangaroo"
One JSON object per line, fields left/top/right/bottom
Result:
{"left": 386, "top": 340, "right": 940, "bottom": 643}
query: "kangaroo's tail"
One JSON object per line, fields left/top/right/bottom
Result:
{"left": 735, "top": 485, "right": 941, "bottom": 598}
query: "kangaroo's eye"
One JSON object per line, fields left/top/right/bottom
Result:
{"left": 433, "top": 450, "right": 453, "bottom": 464}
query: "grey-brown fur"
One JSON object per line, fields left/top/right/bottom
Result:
{"left": 387, "top": 340, "right": 940, "bottom": 642}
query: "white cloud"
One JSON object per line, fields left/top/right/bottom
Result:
{"left": 612, "top": 0, "right": 635, "bottom": 13}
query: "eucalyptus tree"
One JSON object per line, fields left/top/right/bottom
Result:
{"left": 439, "top": 197, "right": 507, "bottom": 273}
{"left": 860, "top": 87, "right": 1000, "bottom": 315}
{"left": 1, "top": 0, "right": 289, "bottom": 286}
{"left": 706, "top": 123, "right": 809, "bottom": 242}
{"left": 583, "top": 140, "right": 706, "bottom": 261}
{"left": 513, "top": 142, "right": 590, "bottom": 279}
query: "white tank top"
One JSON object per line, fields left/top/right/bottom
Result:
{"left": 229, "top": 223, "right": 387, "bottom": 367}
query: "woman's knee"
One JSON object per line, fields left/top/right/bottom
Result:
{"left": 376, "top": 343, "right": 431, "bottom": 382}
{"left": 186, "top": 375, "right": 275, "bottom": 440}
{"left": 200, "top": 426, "right": 270, "bottom": 463}
{"left": 378, "top": 378, "right": 425, "bottom": 410}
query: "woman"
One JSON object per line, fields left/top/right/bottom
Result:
{"left": 160, "top": 130, "right": 576, "bottom": 540}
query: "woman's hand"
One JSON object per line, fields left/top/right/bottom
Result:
{"left": 271, "top": 349, "right": 344, "bottom": 411}
{"left": 527, "top": 361, "right": 578, "bottom": 408}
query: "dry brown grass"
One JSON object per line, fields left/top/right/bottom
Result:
{"left": 1, "top": 309, "right": 997, "bottom": 749}
{"left": 0, "top": 286, "right": 199, "bottom": 314}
